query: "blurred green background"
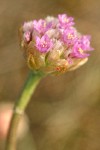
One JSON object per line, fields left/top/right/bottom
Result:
{"left": 0, "top": 0, "right": 100, "bottom": 150}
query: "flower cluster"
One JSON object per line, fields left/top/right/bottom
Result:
{"left": 20, "top": 14, "right": 93, "bottom": 75}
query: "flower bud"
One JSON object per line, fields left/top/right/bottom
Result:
{"left": 19, "top": 14, "right": 94, "bottom": 75}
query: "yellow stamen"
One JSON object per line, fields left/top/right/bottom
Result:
{"left": 78, "top": 48, "right": 83, "bottom": 54}
{"left": 42, "top": 41, "right": 47, "bottom": 48}
{"left": 63, "top": 18, "right": 69, "bottom": 23}
{"left": 67, "top": 33, "right": 74, "bottom": 39}
{"left": 43, "top": 22, "right": 46, "bottom": 28}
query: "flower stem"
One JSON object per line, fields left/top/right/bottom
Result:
{"left": 6, "top": 71, "right": 43, "bottom": 150}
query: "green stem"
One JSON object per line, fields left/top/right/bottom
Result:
{"left": 6, "top": 71, "right": 43, "bottom": 150}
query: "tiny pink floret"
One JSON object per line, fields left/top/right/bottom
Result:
{"left": 62, "top": 27, "right": 77, "bottom": 46}
{"left": 58, "top": 14, "right": 75, "bottom": 28}
{"left": 35, "top": 34, "right": 53, "bottom": 53}
{"left": 33, "top": 19, "right": 52, "bottom": 34}
{"left": 24, "top": 31, "right": 31, "bottom": 42}
{"left": 71, "top": 35, "right": 93, "bottom": 58}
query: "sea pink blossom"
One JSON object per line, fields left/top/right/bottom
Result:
{"left": 62, "top": 27, "right": 77, "bottom": 46}
{"left": 20, "top": 14, "right": 94, "bottom": 74}
{"left": 33, "top": 19, "right": 52, "bottom": 34}
{"left": 23, "top": 31, "right": 31, "bottom": 42}
{"left": 71, "top": 35, "right": 93, "bottom": 58}
{"left": 80, "top": 35, "right": 94, "bottom": 51}
{"left": 35, "top": 34, "right": 53, "bottom": 53}
{"left": 71, "top": 42, "right": 90, "bottom": 58}
{"left": 58, "top": 14, "right": 75, "bottom": 28}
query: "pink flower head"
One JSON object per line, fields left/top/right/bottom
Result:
{"left": 58, "top": 14, "right": 75, "bottom": 28}
{"left": 35, "top": 34, "right": 53, "bottom": 53}
{"left": 33, "top": 19, "right": 52, "bottom": 34}
{"left": 21, "top": 14, "right": 94, "bottom": 74}
{"left": 80, "top": 35, "right": 94, "bottom": 51}
{"left": 62, "top": 27, "right": 77, "bottom": 46}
